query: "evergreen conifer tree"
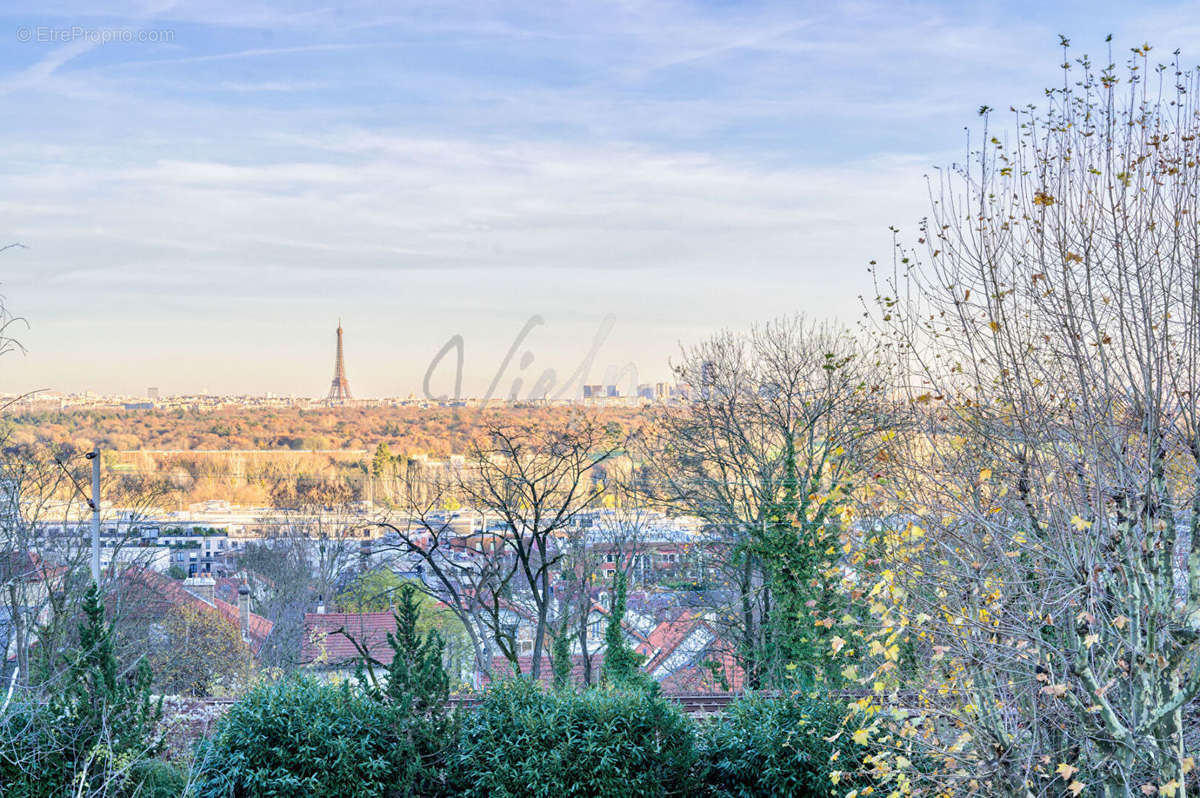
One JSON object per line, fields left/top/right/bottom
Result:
{"left": 53, "top": 582, "right": 163, "bottom": 792}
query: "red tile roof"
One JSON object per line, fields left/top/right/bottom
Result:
{"left": 657, "top": 650, "right": 744, "bottom": 692}
{"left": 117, "top": 567, "right": 274, "bottom": 656}
{"left": 637, "top": 611, "right": 704, "bottom": 672}
{"left": 301, "top": 611, "right": 398, "bottom": 667}
{"left": 483, "top": 654, "right": 603, "bottom": 687}
{"left": 635, "top": 612, "right": 744, "bottom": 691}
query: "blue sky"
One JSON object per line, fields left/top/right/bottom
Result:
{"left": 0, "top": 1, "right": 1195, "bottom": 397}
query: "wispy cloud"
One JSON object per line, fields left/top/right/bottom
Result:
{"left": 0, "top": 37, "right": 98, "bottom": 94}
{"left": 0, "top": 0, "right": 1193, "bottom": 394}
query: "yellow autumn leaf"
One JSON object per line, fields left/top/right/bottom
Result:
{"left": 1056, "top": 763, "right": 1078, "bottom": 780}
{"left": 831, "top": 636, "right": 846, "bottom": 655}
{"left": 852, "top": 728, "right": 870, "bottom": 746}
{"left": 1070, "top": 515, "right": 1092, "bottom": 531}
{"left": 1083, "top": 633, "right": 1099, "bottom": 648}
{"left": 979, "top": 468, "right": 992, "bottom": 481}
{"left": 1068, "top": 780, "right": 1085, "bottom": 796}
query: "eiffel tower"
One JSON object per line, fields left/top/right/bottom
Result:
{"left": 326, "top": 320, "right": 353, "bottom": 402}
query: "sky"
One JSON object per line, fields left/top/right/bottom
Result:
{"left": 0, "top": 1, "right": 1196, "bottom": 399}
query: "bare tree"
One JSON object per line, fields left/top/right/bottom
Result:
{"left": 0, "top": 442, "right": 167, "bottom": 687}
{"left": 375, "top": 466, "right": 516, "bottom": 688}
{"left": 267, "top": 476, "right": 368, "bottom": 608}
{"left": 553, "top": 473, "right": 655, "bottom": 686}
{"left": 245, "top": 475, "right": 369, "bottom": 668}
{"left": 866, "top": 41, "right": 1200, "bottom": 797}
{"left": 460, "top": 411, "right": 621, "bottom": 681}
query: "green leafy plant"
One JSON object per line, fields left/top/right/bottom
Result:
{"left": 356, "top": 581, "right": 457, "bottom": 796}
{"left": 599, "top": 570, "right": 657, "bottom": 693}
{"left": 191, "top": 676, "right": 411, "bottom": 798}
{"left": 697, "top": 693, "right": 878, "bottom": 798}
{"left": 452, "top": 680, "right": 697, "bottom": 798}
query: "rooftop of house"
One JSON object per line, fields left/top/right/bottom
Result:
{"left": 301, "top": 610, "right": 398, "bottom": 667}
{"left": 118, "top": 567, "right": 274, "bottom": 656}
{"left": 300, "top": 603, "right": 744, "bottom": 692}
{"left": 0, "top": 551, "right": 68, "bottom": 584}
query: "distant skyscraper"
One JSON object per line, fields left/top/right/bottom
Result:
{"left": 606, "top": 385, "right": 619, "bottom": 398}
{"left": 147, "top": 386, "right": 159, "bottom": 400}
{"left": 582, "top": 384, "right": 602, "bottom": 399}
{"left": 326, "top": 320, "right": 353, "bottom": 402}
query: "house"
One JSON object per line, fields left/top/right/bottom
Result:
{"left": 117, "top": 567, "right": 274, "bottom": 657}
{"left": 1, "top": 552, "right": 68, "bottom": 669}
{"left": 301, "top": 609, "right": 398, "bottom": 681}
{"left": 636, "top": 611, "right": 744, "bottom": 691}
{"left": 300, "top": 599, "right": 744, "bottom": 693}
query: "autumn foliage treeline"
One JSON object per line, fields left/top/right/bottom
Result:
{"left": 0, "top": 405, "right": 645, "bottom": 506}
{"left": 1, "top": 404, "right": 642, "bottom": 456}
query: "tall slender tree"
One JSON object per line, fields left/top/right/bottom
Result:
{"left": 867, "top": 39, "right": 1200, "bottom": 796}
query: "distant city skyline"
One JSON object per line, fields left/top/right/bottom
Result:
{"left": 0, "top": 1, "right": 1195, "bottom": 396}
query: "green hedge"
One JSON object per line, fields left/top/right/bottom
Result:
{"left": 184, "top": 681, "right": 898, "bottom": 797}
{"left": 191, "top": 677, "right": 417, "bottom": 798}
{"left": 697, "top": 693, "right": 874, "bottom": 798}
{"left": 452, "top": 680, "right": 698, "bottom": 798}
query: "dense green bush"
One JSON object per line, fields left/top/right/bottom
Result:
{"left": 129, "top": 759, "right": 188, "bottom": 797}
{"left": 191, "top": 677, "right": 414, "bottom": 798}
{"left": 452, "top": 680, "right": 697, "bottom": 798}
{"left": 697, "top": 693, "right": 874, "bottom": 798}
{"left": 193, "top": 584, "right": 462, "bottom": 797}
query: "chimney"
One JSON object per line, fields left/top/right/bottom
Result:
{"left": 182, "top": 575, "right": 216, "bottom": 605}
{"left": 316, "top": 593, "right": 325, "bottom": 614}
{"left": 238, "top": 579, "right": 251, "bottom": 644}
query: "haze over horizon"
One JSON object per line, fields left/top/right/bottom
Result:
{"left": 0, "top": 1, "right": 1194, "bottom": 398}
